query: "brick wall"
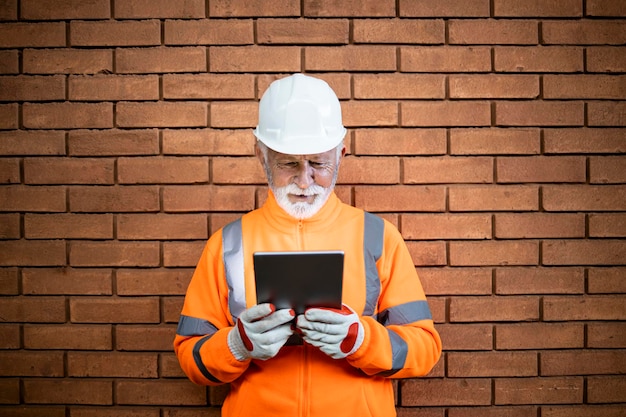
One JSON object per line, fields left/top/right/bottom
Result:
{"left": 1, "top": 0, "right": 625, "bottom": 416}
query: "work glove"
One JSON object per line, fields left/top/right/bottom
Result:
{"left": 296, "top": 304, "right": 365, "bottom": 359}
{"left": 227, "top": 303, "right": 295, "bottom": 361}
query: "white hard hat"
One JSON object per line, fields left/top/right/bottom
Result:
{"left": 253, "top": 74, "right": 347, "bottom": 155}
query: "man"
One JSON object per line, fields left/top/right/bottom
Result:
{"left": 174, "top": 73, "right": 442, "bottom": 416}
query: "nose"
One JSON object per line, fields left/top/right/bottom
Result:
{"left": 293, "top": 162, "right": 314, "bottom": 189}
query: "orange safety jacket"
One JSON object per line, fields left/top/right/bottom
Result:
{"left": 174, "top": 191, "right": 442, "bottom": 417}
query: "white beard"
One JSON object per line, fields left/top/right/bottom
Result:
{"left": 271, "top": 182, "right": 332, "bottom": 219}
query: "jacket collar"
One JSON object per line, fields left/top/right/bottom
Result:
{"left": 261, "top": 189, "right": 342, "bottom": 233}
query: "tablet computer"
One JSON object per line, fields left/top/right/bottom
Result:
{"left": 253, "top": 250, "right": 344, "bottom": 315}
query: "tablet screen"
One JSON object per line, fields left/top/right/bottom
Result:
{"left": 253, "top": 250, "right": 344, "bottom": 315}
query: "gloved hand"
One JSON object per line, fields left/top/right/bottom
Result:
{"left": 228, "top": 303, "right": 295, "bottom": 361}
{"left": 296, "top": 304, "right": 365, "bottom": 359}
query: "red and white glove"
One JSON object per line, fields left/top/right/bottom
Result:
{"left": 228, "top": 303, "right": 295, "bottom": 361}
{"left": 296, "top": 304, "right": 365, "bottom": 359}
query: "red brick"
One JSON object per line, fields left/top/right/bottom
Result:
{"left": 402, "top": 101, "right": 491, "bottom": 127}
{"left": 163, "top": 74, "right": 255, "bottom": 99}
{"left": 210, "top": 213, "right": 243, "bottom": 234}
{"left": 590, "top": 156, "right": 626, "bottom": 184}
{"left": 495, "top": 267, "right": 585, "bottom": 294}
{"left": 587, "top": 0, "right": 626, "bottom": 16}
{"left": 587, "top": 46, "right": 626, "bottom": 72}
{"left": 0, "top": 296, "right": 66, "bottom": 322}
{"left": 209, "top": 0, "right": 300, "bottom": 17}
{"left": 406, "top": 241, "right": 447, "bottom": 267}
{"left": 164, "top": 19, "right": 253, "bottom": 45}
{"left": 496, "top": 323, "right": 584, "bottom": 350}
{"left": 353, "top": 128, "right": 447, "bottom": 156}
{"left": 0, "top": 268, "right": 19, "bottom": 295}
{"left": 210, "top": 46, "right": 301, "bottom": 73}
{"left": 544, "top": 75, "right": 626, "bottom": 99}
{"left": 21, "top": 0, "right": 110, "bottom": 19}
{"left": 0, "top": 407, "right": 65, "bottom": 417}
{"left": 354, "top": 74, "right": 445, "bottom": 99}
{"left": 69, "top": 75, "right": 159, "bottom": 101}
{"left": 494, "top": 377, "right": 583, "bottom": 405}
{"left": 405, "top": 156, "right": 493, "bottom": 183}
{"left": 0, "top": 158, "right": 20, "bottom": 183}
{"left": 163, "top": 185, "right": 255, "bottom": 212}
{"left": 117, "top": 268, "right": 193, "bottom": 295}
{"left": 449, "top": 351, "right": 537, "bottom": 377}
{"left": 543, "top": 405, "right": 626, "bottom": 417}
{"left": 495, "top": 46, "right": 583, "bottom": 72}
{"left": 0, "top": 240, "right": 66, "bottom": 266}
{"left": 496, "top": 101, "right": 584, "bottom": 126}
{"left": 0, "top": 50, "right": 19, "bottom": 74}
{"left": 587, "top": 267, "right": 626, "bottom": 294}
{"left": 212, "top": 156, "right": 269, "bottom": 184}
{"left": 450, "top": 295, "right": 539, "bottom": 322}
{"left": 425, "top": 295, "right": 446, "bottom": 322}
{"left": 23, "top": 103, "right": 113, "bottom": 129}
{"left": 117, "top": 156, "right": 209, "bottom": 184}
{"left": 542, "top": 350, "right": 626, "bottom": 376}
{"left": 24, "top": 379, "right": 112, "bottom": 405}
{"left": 257, "top": 73, "right": 351, "bottom": 99}
{"left": 70, "top": 241, "right": 160, "bottom": 267}
{"left": 448, "top": 407, "right": 536, "bottom": 417}
{"left": 0, "top": 351, "right": 64, "bottom": 376}
{"left": 449, "top": 185, "right": 539, "bottom": 211}
{"left": 543, "top": 185, "right": 626, "bottom": 211}
{"left": 342, "top": 101, "right": 398, "bottom": 127}
{"left": 354, "top": 185, "right": 446, "bottom": 212}
{"left": 497, "top": 156, "right": 586, "bottom": 183}
{"left": 117, "top": 214, "right": 208, "bottom": 240}
{"left": 210, "top": 101, "right": 258, "bottom": 128}
{"left": 0, "top": 378, "right": 18, "bottom": 403}
{"left": 399, "top": 0, "right": 490, "bottom": 17}
{"left": 68, "top": 129, "right": 159, "bottom": 156}
{"left": 304, "top": 0, "right": 395, "bottom": 17}
{"left": 544, "top": 295, "right": 626, "bottom": 321}
{"left": 23, "top": 48, "right": 113, "bottom": 74}
{"left": 71, "top": 408, "right": 159, "bottom": 417}
{"left": 419, "top": 268, "right": 492, "bottom": 295}
{"left": 589, "top": 213, "right": 626, "bottom": 238}
{"left": 24, "top": 157, "right": 115, "bottom": 184}
{"left": 0, "top": 103, "right": 18, "bottom": 129}
{"left": 588, "top": 101, "right": 626, "bottom": 127}
{"left": 0, "top": 75, "right": 65, "bottom": 101}
{"left": 24, "top": 324, "right": 113, "bottom": 350}
{"left": 401, "top": 378, "right": 491, "bottom": 406}
{"left": 338, "top": 156, "right": 400, "bottom": 184}
{"left": 0, "top": 22, "right": 65, "bottom": 48}
{"left": 403, "top": 214, "right": 491, "bottom": 240}
{"left": 543, "top": 21, "right": 626, "bottom": 45}
{"left": 0, "top": 0, "right": 17, "bottom": 20}
{"left": 258, "top": 18, "right": 349, "bottom": 44}
{"left": 22, "top": 267, "right": 112, "bottom": 295}
{"left": 0, "top": 130, "right": 66, "bottom": 156}
{"left": 116, "top": 102, "right": 207, "bottom": 128}
{"left": 449, "top": 128, "right": 537, "bottom": 156}
{"left": 353, "top": 19, "right": 444, "bottom": 44}
{"left": 70, "top": 296, "right": 160, "bottom": 323}
{"left": 162, "top": 129, "right": 254, "bottom": 156}
{"left": 436, "top": 323, "right": 493, "bottom": 350}
{"left": 163, "top": 241, "right": 206, "bottom": 267}
{"left": 70, "top": 20, "right": 160, "bottom": 46}
{"left": 450, "top": 75, "right": 539, "bottom": 99}
{"left": 115, "top": 0, "right": 205, "bottom": 18}
{"left": 116, "top": 380, "right": 207, "bottom": 406}
{"left": 160, "top": 353, "right": 186, "bottom": 377}
{"left": 163, "top": 297, "right": 185, "bottom": 323}
{"left": 115, "top": 325, "right": 178, "bottom": 351}
{"left": 544, "top": 240, "right": 626, "bottom": 266}
{"left": 401, "top": 46, "right": 491, "bottom": 72}
{"left": 116, "top": 47, "right": 207, "bottom": 74}
{"left": 545, "top": 132, "right": 598, "bottom": 157}
{"left": 587, "top": 322, "right": 626, "bottom": 348}
{"left": 69, "top": 186, "right": 160, "bottom": 212}
{"left": 68, "top": 352, "right": 158, "bottom": 378}
{"left": 494, "top": 0, "right": 582, "bottom": 17}
{"left": 449, "top": 19, "right": 538, "bottom": 45}
{"left": 588, "top": 376, "right": 626, "bottom": 403}
{"left": 305, "top": 46, "right": 397, "bottom": 71}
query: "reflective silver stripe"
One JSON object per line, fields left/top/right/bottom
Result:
{"left": 223, "top": 219, "right": 246, "bottom": 321}
{"left": 378, "top": 328, "right": 408, "bottom": 377}
{"left": 193, "top": 335, "right": 221, "bottom": 383}
{"left": 363, "top": 212, "right": 384, "bottom": 317}
{"left": 378, "top": 300, "right": 433, "bottom": 326}
{"left": 176, "top": 315, "right": 218, "bottom": 337}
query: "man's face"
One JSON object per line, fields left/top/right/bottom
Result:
{"left": 256, "top": 144, "right": 345, "bottom": 219}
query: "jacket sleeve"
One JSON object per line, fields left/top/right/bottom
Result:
{"left": 173, "top": 232, "right": 251, "bottom": 385}
{"left": 347, "top": 220, "right": 442, "bottom": 378}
